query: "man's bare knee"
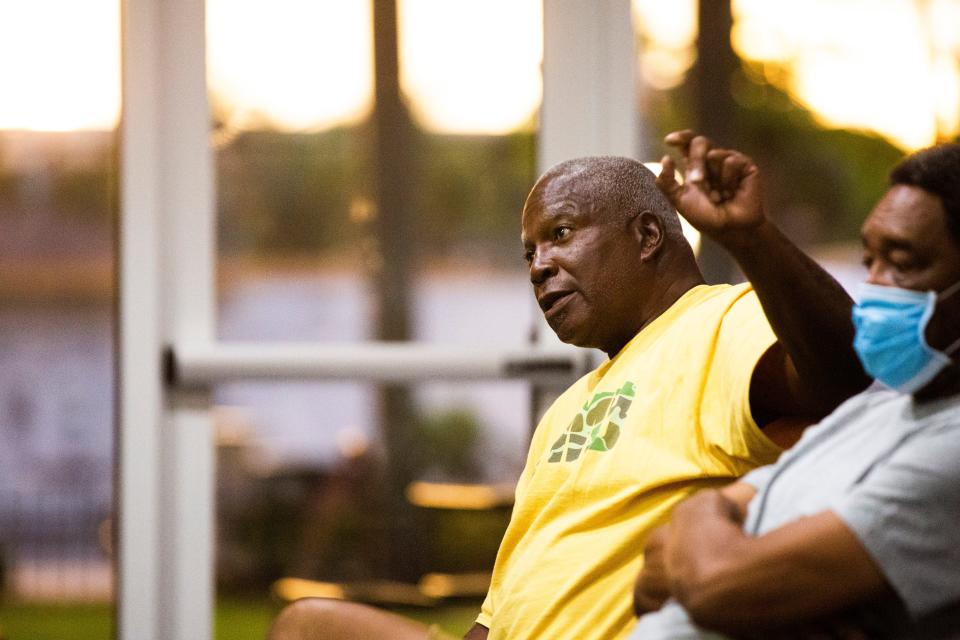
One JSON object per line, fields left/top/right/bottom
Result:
{"left": 267, "top": 597, "right": 432, "bottom": 640}
{"left": 269, "top": 598, "right": 337, "bottom": 640}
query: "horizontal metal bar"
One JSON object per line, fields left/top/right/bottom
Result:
{"left": 168, "top": 342, "right": 591, "bottom": 387}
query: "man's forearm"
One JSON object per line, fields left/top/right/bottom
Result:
{"left": 463, "top": 623, "right": 488, "bottom": 640}
{"left": 664, "top": 491, "right": 886, "bottom": 635}
{"left": 720, "top": 220, "right": 870, "bottom": 413}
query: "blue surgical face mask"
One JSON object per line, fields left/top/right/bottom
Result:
{"left": 852, "top": 280, "right": 960, "bottom": 393}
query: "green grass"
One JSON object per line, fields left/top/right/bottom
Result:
{"left": 215, "top": 599, "right": 277, "bottom": 640}
{"left": 394, "top": 604, "right": 480, "bottom": 636}
{"left": 0, "top": 603, "right": 112, "bottom": 640}
{"left": 0, "top": 599, "right": 480, "bottom": 640}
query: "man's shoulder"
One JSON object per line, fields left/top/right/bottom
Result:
{"left": 815, "top": 388, "right": 960, "bottom": 474}
{"left": 703, "top": 283, "right": 774, "bottom": 346}
{"left": 835, "top": 387, "right": 960, "bottom": 431}
{"left": 644, "top": 283, "right": 763, "bottom": 337}
{"left": 676, "top": 282, "right": 755, "bottom": 309}
{"left": 681, "top": 282, "right": 765, "bottom": 326}
{"left": 613, "top": 282, "right": 773, "bottom": 373}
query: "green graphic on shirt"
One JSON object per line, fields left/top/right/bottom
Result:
{"left": 547, "top": 380, "right": 635, "bottom": 463}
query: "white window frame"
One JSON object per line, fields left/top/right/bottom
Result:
{"left": 116, "top": 1, "right": 638, "bottom": 638}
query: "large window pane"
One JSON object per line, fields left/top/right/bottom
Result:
{"left": 208, "top": 2, "right": 540, "bottom": 635}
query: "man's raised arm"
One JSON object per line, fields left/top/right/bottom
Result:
{"left": 463, "top": 624, "right": 488, "bottom": 640}
{"left": 657, "top": 131, "right": 871, "bottom": 423}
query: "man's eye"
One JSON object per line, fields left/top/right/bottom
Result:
{"left": 888, "top": 249, "right": 919, "bottom": 272}
{"left": 892, "top": 260, "right": 919, "bottom": 273}
{"left": 523, "top": 249, "right": 534, "bottom": 264}
{"left": 554, "top": 226, "right": 571, "bottom": 240}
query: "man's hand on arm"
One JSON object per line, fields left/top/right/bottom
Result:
{"left": 634, "top": 483, "right": 757, "bottom": 617}
{"left": 633, "top": 523, "right": 672, "bottom": 615}
{"left": 657, "top": 130, "right": 871, "bottom": 422}
{"left": 654, "top": 489, "right": 888, "bottom": 636}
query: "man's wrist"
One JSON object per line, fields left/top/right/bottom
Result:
{"left": 672, "top": 491, "right": 745, "bottom": 545}
{"left": 713, "top": 217, "right": 774, "bottom": 255}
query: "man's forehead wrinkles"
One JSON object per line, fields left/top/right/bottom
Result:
{"left": 864, "top": 210, "right": 912, "bottom": 240}
{"left": 865, "top": 229, "right": 918, "bottom": 253}
{"left": 544, "top": 198, "right": 582, "bottom": 217}
{"left": 544, "top": 183, "right": 598, "bottom": 214}
{"left": 548, "top": 179, "right": 593, "bottom": 200}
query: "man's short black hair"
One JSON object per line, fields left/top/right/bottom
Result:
{"left": 890, "top": 142, "right": 960, "bottom": 245}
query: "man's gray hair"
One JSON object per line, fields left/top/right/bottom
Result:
{"left": 539, "top": 156, "right": 685, "bottom": 241}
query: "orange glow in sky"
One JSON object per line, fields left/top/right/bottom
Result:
{"left": 632, "top": 0, "right": 698, "bottom": 90}
{"left": 732, "top": 0, "right": 960, "bottom": 150}
{"left": 398, "top": 0, "right": 542, "bottom": 134}
{"left": 206, "top": 0, "right": 374, "bottom": 132}
{"left": 0, "top": 0, "right": 957, "bottom": 149}
{"left": 0, "top": 1, "right": 121, "bottom": 131}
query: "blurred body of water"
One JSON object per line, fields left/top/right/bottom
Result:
{"left": 0, "top": 270, "right": 540, "bottom": 509}
{"left": 216, "top": 269, "right": 539, "bottom": 478}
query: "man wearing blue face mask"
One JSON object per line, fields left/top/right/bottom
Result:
{"left": 631, "top": 133, "right": 960, "bottom": 639}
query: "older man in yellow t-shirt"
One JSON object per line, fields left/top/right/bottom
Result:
{"left": 268, "top": 133, "right": 869, "bottom": 640}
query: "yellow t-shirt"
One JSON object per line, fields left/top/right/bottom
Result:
{"left": 477, "top": 283, "right": 783, "bottom": 639}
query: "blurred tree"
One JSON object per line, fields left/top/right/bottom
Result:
{"left": 408, "top": 409, "right": 482, "bottom": 481}
{"left": 690, "top": 0, "right": 740, "bottom": 283}
{"left": 417, "top": 132, "right": 536, "bottom": 264}
{"left": 370, "top": 0, "right": 422, "bottom": 584}
{"left": 52, "top": 158, "right": 114, "bottom": 223}
{"left": 646, "top": 0, "right": 904, "bottom": 256}
{"left": 0, "top": 171, "right": 16, "bottom": 211}
{"left": 216, "top": 128, "right": 367, "bottom": 255}
{"left": 215, "top": 127, "right": 536, "bottom": 266}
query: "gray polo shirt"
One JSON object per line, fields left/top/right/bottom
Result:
{"left": 632, "top": 389, "right": 960, "bottom": 639}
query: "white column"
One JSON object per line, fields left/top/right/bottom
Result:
{"left": 118, "top": 0, "right": 215, "bottom": 638}
{"left": 539, "top": 0, "right": 640, "bottom": 174}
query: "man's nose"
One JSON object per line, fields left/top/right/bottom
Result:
{"left": 865, "top": 261, "right": 893, "bottom": 287}
{"left": 529, "top": 248, "right": 558, "bottom": 285}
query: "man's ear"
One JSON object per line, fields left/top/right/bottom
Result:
{"left": 631, "top": 211, "right": 665, "bottom": 261}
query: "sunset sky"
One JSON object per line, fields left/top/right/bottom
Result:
{"left": 0, "top": 0, "right": 957, "bottom": 149}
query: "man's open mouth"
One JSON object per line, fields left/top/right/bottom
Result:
{"left": 539, "top": 290, "right": 576, "bottom": 315}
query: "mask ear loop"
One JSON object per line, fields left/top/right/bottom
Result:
{"left": 937, "top": 278, "right": 960, "bottom": 302}
{"left": 944, "top": 336, "right": 960, "bottom": 357}
{"left": 936, "top": 279, "right": 960, "bottom": 357}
